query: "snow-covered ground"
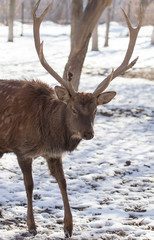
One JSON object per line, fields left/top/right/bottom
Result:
{"left": 0, "top": 19, "right": 154, "bottom": 240}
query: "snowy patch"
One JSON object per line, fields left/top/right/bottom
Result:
{"left": 0, "top": 21, "right": 154, "bottom": 239}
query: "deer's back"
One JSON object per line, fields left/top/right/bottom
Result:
{"left": 0, "top": 80, "right": 57, "bottom": 158}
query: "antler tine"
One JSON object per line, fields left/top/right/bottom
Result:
{"left": 93, "top": 6, "right": 142, "bottom": 97}
{"left": 93, "top": 69, "right": 113, "bottom": 97}
{"left": 33, "top": 0, "right": 53, "bottom": 54}
{"left": 33, "top": 0, "right": 72, "bottom": 93}
{"left": 121, "top": 5, "right": 142, "bottom": 66}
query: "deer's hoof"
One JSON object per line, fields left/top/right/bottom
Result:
{"left": 64, "top": 215, "right": 73, "bottom": 238}
{"left": 29, "top": 229, "right": 37, "bottom": 236}
{"left": 64, "top": 227, "right": 72, "bottom": 238}
{"left": 64, "top": 224, "right": 73, "bottom": 238}
{"left": 28, "top": 220, "right": 37, "bottom": 235}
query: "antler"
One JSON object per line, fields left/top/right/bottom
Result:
{"left": 33, "top": 0, "right": 76, "bottom": 96}
{"left": 93, "top": 6, "right": 142, "bottom": 97}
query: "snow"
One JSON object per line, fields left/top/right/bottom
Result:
{"left": 0, "top": 20, "right": 154, "bottom": 240}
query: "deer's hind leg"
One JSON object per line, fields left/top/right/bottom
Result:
{"left": 17, "top": 157, "right": 36, "bottom": 235}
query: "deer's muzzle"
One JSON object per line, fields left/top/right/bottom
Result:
{"left": 82, "top": 130, "right": 94, "bottom": 140}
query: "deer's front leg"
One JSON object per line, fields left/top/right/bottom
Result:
{"left": 46, "top": 157, "right": 73, "bottom": 238}
{"left": 17, "top": 157, "right": 36, "bottom": 235}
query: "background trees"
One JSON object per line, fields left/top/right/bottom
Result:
{"left": 0, "top": 0, "right": 154, "bottom": 86}
{"left": 151, "top": 27, "right": 154, "bottom": 45}
{"left": 8, "top": 0, "right": 15, "bottom": 42}
{"left": 1, "top": 0, "right": 153, "bottom": 24}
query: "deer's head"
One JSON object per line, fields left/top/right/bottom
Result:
{"left": 33, "top": 0, "right": 142, "bottom": 140}
{"left": 55, "top": 86, "right": 116, "bottom": 140}
{"left": 55, "top": 71, "right": 115, "bottom": 140}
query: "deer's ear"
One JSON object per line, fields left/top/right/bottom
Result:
{"left": 97, "top": 91, "right": 116, "bottom": 105}
{"left": 55, "top": 86, "right": 70, "bottom": 102}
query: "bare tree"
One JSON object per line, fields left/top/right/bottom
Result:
{"left": 30, "top": 0, "right": 36, "bottom": 19}
{"left": 140, "top": 0, "right": 153, "bottom": 21}
{"left": 1, "top": 0, "right": 8, "bottom": 25}
{"left": 71, "top": 0, "right": 83, "bottom": 49}
{"left": 111, "top": 0, "right": 116, "bottom": 20}
{"left": 104, "top": 5, "right": 111, "bottom": 47}
{"left": 20, "top": 1, "right": 24, "bottom": 36}
{"left": 92, "top": 22, "right": 99, "bottom": 51}
{"left": 151, "top": 26, "right": 154, "bottom": 45}
{"left": 63, "top": 0, "right": 112, "bottom": 91}
{"left": 8, "top": 0, "right": 16, "bottom": 42}
{"left": 140, "top": 0, "right": 154, "bottom": 46}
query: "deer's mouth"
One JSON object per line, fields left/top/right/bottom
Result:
{"left": 71, "top": 131, "right": 94, "bottom": 140}
{"left": 71, "top": 133, "right": 82, "bottom": 140}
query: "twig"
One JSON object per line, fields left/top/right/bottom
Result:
{"left": 1, "top": 166, "right": 20, "bottom": 175}
{"left": 39, "top": 170, "right": 48, "bottom": 176}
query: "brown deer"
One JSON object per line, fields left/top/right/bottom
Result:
{"left": 0, "top": 0, "right": 142, "bottom": 238}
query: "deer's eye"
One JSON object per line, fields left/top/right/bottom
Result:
{"left": 72, "top": 108, "right": 78, "bottom": 116}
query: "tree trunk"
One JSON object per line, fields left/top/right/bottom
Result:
{"left": 8, "top": 0, "right": 15, "bottom": 42}
{"left": 92, "top": 23, "right": 99, "bottom": 51}
{"left": 30, "top": 0, "right": 36, "bottom": 19}
{"left": 111, "top": 0, "right": 116, "bottom": 21}
{"left": 71, "top": 0, "right": 83, "bottom": 49}
{"left": 151, "top": 26, "right": 154, "bottom": 45}
{"left": 140, "top": 0, "right": 153, "bottom": 22}
{"left": 104, "top": 5, "right": 111, "bottom": 47}
{"left": 2, "top": 0, "right": 8, "bottom": 25}
{"left": 20, "top": 2, "right": 24, "bottom": 37}
{"left": 64, "top": 39, "right": 90, "bottom": 91}
{"left": 63, "top": 0, "right": 112, "bottom": 91}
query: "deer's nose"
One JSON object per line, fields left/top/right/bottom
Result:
{"left": 83, "top": 131, "right": 94, "bottom": 140}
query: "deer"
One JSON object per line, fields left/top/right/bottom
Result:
{"left": 0, "top": 0, "right": 142, "bottom": 238}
